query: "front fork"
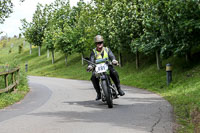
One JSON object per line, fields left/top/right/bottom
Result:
{"left": 99, "top": 73, "right": 117, "bottom": 102}
{"left": 106, "top": 74, "right": 118, "bottom": 99}
{"left": 99, "top": 74, "right": 107, "bottom": 102}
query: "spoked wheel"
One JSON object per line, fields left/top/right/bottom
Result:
{"left": 101, "top": 80, "right": 113, "bottom": 108}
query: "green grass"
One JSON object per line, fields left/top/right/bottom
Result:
{"left": 0, "top": 38, "right": 29, "bottom": 109}
{"left": 1, "top": 38, "right": 200, "bottom": 132}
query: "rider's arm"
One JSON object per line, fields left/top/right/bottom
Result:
{"left": 89, "top": 50, "right": 95, "bottom": 65}
{"left": 108, "top": 48, "right": 116, "bottom": 61}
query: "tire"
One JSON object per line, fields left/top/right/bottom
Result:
{"left": 101, "top": 80, "right": 113, "bottom": 108}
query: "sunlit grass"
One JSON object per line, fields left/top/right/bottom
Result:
{"left": 0, "top": 38, "right": 29, "bottom": 109}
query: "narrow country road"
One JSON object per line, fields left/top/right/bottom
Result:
{"left": 0, "top": 76, "right": 174, "bottom": 133}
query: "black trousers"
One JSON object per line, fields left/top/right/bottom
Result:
{"left": 91, "top": 66, "right": 120, "bottom": 94}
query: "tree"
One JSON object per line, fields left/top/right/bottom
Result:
{"left": 165, "top": 0, "right": 200, "bottom": 62}
{"left": 51, "top": 1, "right": 74, "bottom": 65}
{"left": 54, "top": 27, "right": 74, "bottom": 65}
{"left": 0, "top": 0, "right": 25, "bottom": 24}
{"left": 43, "top": 28, "right": 56, "bottom": 64}
{"left": 21, "top": 0, "right": 200, "bottom": 70}
{"left": 94, "top": 0, "right": 128, "bottom": 66}
{"left": 42, "top": 3, "right": 58, "bottom": 63}
{"left": 20, "top": 18, "right": 34, "bottom": 55}
{"left": 0, "top": 0, "right": 13, "bottom": 24}
{"left": 138, "top": 0, "right": 200, "bottom": 67}
{"left": 21, "top": 3, "right": 50, "bottom": 56}
{"left": 32, "top": 3, "right": 49, "bottom": 56}
{"left": 72, "top": 1, "right": 97, "bottom": 65}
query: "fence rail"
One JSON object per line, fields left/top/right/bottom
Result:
{"left": 0, "top": 67, "right": 20, "bottom": 94}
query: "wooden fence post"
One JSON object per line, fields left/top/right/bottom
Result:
{"left": 12, "top": 73, "right": 16, "bottom": 90}
{"left": 4, "top": 74, "right": 8, "bottom": 89}
{"left": 0, "top": 67, "right": 20, "bottom": 94}
{"left": 17, "top": 69, "right": 20, "bottom": 85}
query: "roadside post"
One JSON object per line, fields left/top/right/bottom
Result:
{"left": 166, "top": 63, "right": 172, "bottom": 86}
{"left": 25, "top": 62, "right": 28, "bottom": 72}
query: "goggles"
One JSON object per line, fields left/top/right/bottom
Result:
{"left": 96, "top": 41, "right": 103, "bottom": 45}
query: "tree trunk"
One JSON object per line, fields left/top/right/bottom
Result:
{"left": 119, "top": 52, "right": 122, "bottom": 67}
{"left": 185, "top": 51, "right": 191, "bottom": 63}
{"left": 186, "top": 54, "right": 188, "bottom": 63}
{"left": 47, "top": 49, "right": 50, "bottom": 58}
{"left": 156, "top": 50, "right": 162, "bottom": 70}
{"left": 38, "top": 46, "right": 41, "bottom": 56}
{"left": 65, "top": 54, "right": 68, "bottom": 66}
{"left": 136, "top": 49, "right": 139, "bottom": 69}
{"left": 51, "top": 50, "right": 54, "bottom": 64}
{"left": 81, "top": 52, "right": 84, "bottom": 65}
{"left": 29, "top": 44, "right": 32, "bottom": 55}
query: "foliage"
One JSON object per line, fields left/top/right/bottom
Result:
{"left": 43, "top": 28, "right": 55, "bottom": 51}
{"left": 166, "top": 0, "right": 200, "bottom": 57}
{"left": 20, "top": 3, "right": 49, "bottom": 47}
{"left": 0, "top": 0, "right": 25, "bottom": 24}
{"left": 136, "top": 0, "right": 200, "bottom": 59}
{"left": 18, "top": 43, "right": 23, "bottom": 53}
{"left": 51, "top": 1, "right": 74, "bottom": 56}
{"left": 0, "top": 39, "right": 7, "bottom": 48}
{"left": 0, "top": 0, "right": 13, "bottom": 24}
{"left": 71, "top": 1, "right": 97, "bottom": 54}
{"left": 20, "top": 0, "right": 200, "bottom": 60}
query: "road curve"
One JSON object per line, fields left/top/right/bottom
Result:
{"left": 0, "top": 76, "right": 174, "bottom": 133}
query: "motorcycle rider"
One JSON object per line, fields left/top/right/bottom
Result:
{"left": 87, "top": 35, "right": 125, "bottom": 100}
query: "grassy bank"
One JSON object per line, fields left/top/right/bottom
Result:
{"left": 1, "top": 38, "right": 200, "bottom": 132}
{"left": 0, "top": 38, "right": 29, "bottom": 109}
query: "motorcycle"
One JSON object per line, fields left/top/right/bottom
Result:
{"left": 84, "top": 58, "right": 118, "bottom": 108}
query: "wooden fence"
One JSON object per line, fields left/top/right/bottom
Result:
{"left": 0, "top": 67, "right": 20, "bottom": 94}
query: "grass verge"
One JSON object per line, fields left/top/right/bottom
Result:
{"left": 0, "top": 38, "right": 29, "bottom": 109}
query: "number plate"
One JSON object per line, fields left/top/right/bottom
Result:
{"left": 95, "top": 63, "right": 108, "bottom": 73}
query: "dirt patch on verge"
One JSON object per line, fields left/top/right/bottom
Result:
{"left": 191, "top": 107, "right": 200, "bottom": 133}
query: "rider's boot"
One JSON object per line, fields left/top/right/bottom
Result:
{"left": 94, "top": 86, "right": 101, "bottom": 100}
{"left": 91, "top": 75, "right": 101, "bottom": 100}
{"left": 116, "top": 84, "right": 125, "bottom": 96}
{"left": 96, "top": 92, "right": 101, "bottom": 100}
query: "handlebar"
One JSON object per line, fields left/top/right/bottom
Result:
{"left": 83, "top": 57, "right": 118, "bottom": 66}
{"left": 83, "top": 58, "right": 96, "bottom": 66}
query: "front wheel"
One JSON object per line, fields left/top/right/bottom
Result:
{"left": 101, "top": 80, "right": 113, "bottom": 108}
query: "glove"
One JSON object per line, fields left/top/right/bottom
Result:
{"left": 87, "top": 65, "right": 93, "bottom": 72}
{"left": 112, "top": 60, "right": 119, "bottom": 65}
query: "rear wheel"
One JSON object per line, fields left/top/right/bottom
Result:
{"left": 101, "top": 80, "right": 113, "bottom": 108}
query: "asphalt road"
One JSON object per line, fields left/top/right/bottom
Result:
{"left": 0, "top": 76, "right": 174, "bottom": 133}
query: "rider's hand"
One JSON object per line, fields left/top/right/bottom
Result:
{"left": 87, "top": 65, "right": 93, "bottom": 72}
{"left": 112, "top": 60, "right": 119, "bottom": 66}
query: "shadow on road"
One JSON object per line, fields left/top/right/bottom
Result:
{"left": 29, "top": 96, "right": 168, "bottom": 132}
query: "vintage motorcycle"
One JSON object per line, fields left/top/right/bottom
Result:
{"left": 84, "top": 58, "right": 118, "bottom": 108}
